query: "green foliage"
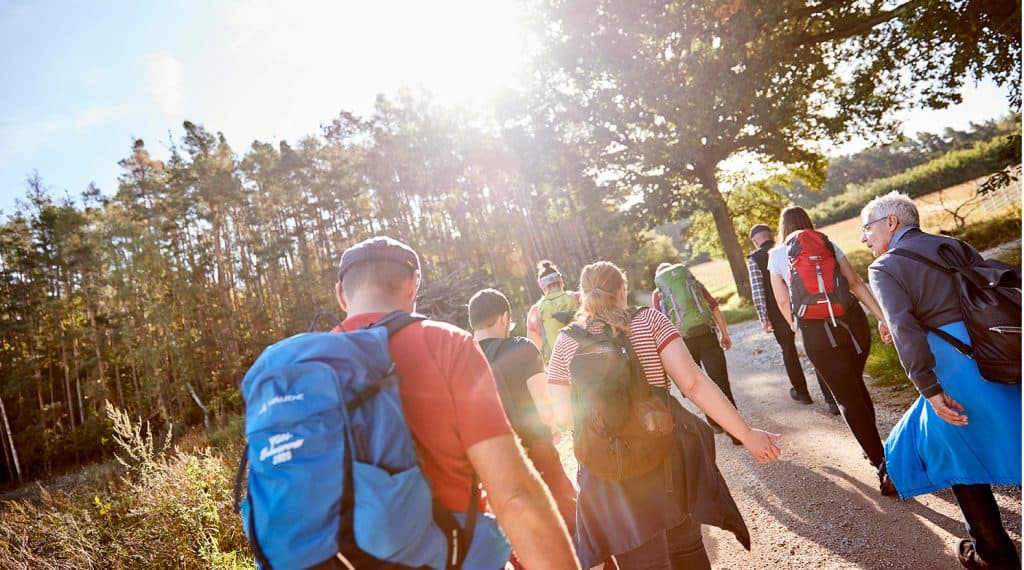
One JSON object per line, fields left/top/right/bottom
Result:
{"left": 685, "top": 178, "right": 788, "bottom": 260}
{"left": 622, "top": 230, "right": 681, "bottom": 293}
{"left": 788, "top": 115, "right": 1020, "bottom": 208}
{"left": 864, "top": 314, "right": 912, "bottom": 390}
{"left": 808, "top": 133, "right": 1021, "bottom": 226}
{"left": 995, "top": 247, "right": 1022, "bottom": 268}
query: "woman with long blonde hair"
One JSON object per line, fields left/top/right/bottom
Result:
{"left": 546, "top": 261, "right": 780, "bottom": 569}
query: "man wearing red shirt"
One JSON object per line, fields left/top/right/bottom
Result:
{"left": 334, "top": 236, "right": 578, "bottom": 570}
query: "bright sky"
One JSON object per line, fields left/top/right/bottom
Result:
{"left": 0, "top": 0, "right": 1015, "bottom": 216}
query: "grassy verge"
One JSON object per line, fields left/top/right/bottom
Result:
{"left": 948, "top": 208, "right": 1022, "bottom": 252}
{"left": 0, "top": 404, "right": 253, "bottom": 569}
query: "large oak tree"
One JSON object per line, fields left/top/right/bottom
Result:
{"left": 530, "top": 0, "right": 1021, "bottom": 299}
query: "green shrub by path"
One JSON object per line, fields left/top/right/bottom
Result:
{"left": 995, "top": 246, "right": 1022, "bottom": 267}
{"left": 948, "top": 208, "right": 1023, "bottom": 253}
{"left": 809, "top": 133, "right": 1021, "bottom": 227}
{"left": 0, "top": 403, "right": 254, "bottom": 569}
{"left": 863, "top": 314, "right": 912, "bottom": 390}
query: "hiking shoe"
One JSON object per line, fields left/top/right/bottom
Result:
{"left": 877, "top": 463, "right": 897, "bottom": 497}
{"left": 789, "top": 388, "right": 813, "bottom": 404}
{"left": 827, "top": 402, "right": 841, "bottom": 416}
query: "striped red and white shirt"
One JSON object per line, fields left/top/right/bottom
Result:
{"left": 547, "top": 308, "right": 681, "bottom": 389}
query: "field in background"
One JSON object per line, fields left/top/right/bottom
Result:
{"left": 689, "top": 174, "right": 1020, "bottom": 296}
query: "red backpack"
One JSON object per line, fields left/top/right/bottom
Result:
{"left": 785, "top": 229, "right": 852, "bottom": 326}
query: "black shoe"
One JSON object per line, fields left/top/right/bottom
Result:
{"left": 827, "top": 402, "right": 841, "bottom": 416}
{"left": 789, "top": 388, "right": 813, "bottom": 404}
{"left": 877, "top": 463, "right": 897, "bottom": 497}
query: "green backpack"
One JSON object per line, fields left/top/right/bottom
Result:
{"left": 537, "top": 291, "right": 579, "bottom": 360}
{"left": 654, "top": 264, "right": 714, "bottom": 338}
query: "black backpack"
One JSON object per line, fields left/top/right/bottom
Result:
{"left": 563, "top": 307, "right": 674, "bottom": 481}
{"left": 890, "top": 243, "right": 1021, "bottom": 385}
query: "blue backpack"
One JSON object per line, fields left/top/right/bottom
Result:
{"left": 234, "top": 311, "right": 479, "bottom": 569}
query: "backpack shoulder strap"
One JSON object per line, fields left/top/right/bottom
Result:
{"left": 562, "top": 323, "right": 591, "bottom": 343}
{"left": 481, "top": 338, "right": 510, "bottom": 364}
{"left": 365, "top": 310, "right": 427, "bottom": 337}
{"left": 888, "top": 248, "right": 952, "bottom": 274}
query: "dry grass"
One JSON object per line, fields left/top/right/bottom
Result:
{"left": 0, "top": 403, "right": 253, "bottom": 569}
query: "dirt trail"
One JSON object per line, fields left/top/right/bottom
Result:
{"left": 686, "top": 319, "right": 1021, "bottom": 569}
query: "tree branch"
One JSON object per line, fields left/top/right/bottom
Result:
{"left": 795, "top": 0, "right": 928, "bottom": 46}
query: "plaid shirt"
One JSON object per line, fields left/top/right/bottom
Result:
{"left": 747, "top": 256, "right": 769, "bottom": 324}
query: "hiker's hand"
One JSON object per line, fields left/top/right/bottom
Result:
{"left": 878, "top": 321, "right": 893, "bottom": 345}
{"left": 762, "top": 321, "right": 773, "bottom": 333}
{"left": 928, "top": 392, "right": 968, "bottom": 426}
{"left": 741, "top": 429, "right": 781, "bottom": 464}
{"left": 720, "top": 334, "right": 732, "bottom": 350}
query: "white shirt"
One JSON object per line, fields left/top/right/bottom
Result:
{"left": 767, "top": 234, "right": 845, "bottom": 286}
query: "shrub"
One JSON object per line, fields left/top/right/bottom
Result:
{"left": 948, "top": 208, "right": 1022, "bottom": 253}
{"left": 0, "top": 403, "right": 254, "bottom": 569}
{"left": 809, "top": 134, "right": 1021, "bottom": 226}
{"left": 863, "top": 314, "right": 912, "bottom": 390}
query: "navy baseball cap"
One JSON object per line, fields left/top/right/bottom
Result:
{"left": 337, "top": 236, "right": 420, "bottom": 281}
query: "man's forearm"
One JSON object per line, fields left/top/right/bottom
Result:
{"left": 492, "top": 477, "right": 579, "bottom": 569}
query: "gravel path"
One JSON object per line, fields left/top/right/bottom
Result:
{"left": 684, "top": 319, "right": 1021, "bottom": 569}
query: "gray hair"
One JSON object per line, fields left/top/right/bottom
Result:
{"left": 861, "top": 191, "right": 920, "bottom": 226}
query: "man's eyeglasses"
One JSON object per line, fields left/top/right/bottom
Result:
{"left": 861, "top": 216, "right": 889, "bottom": 236}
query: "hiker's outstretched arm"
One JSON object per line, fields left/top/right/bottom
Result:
{"left": 467, "top": 435, "right": 580, "bottom": 569}
{"left": 661, "top": 339, "right": 780, "bottom": 464}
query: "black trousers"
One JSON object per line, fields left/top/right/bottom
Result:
{"left": 953, "top": 484, "right": 1020, "bottom": 568}
{"left": 684, "top": 331, "right": 734, "bottom": 429}
{"left": 799, "top": 305, "right": 885, "bottom": 466}
{"left": 771, "top": 315, "right": 835, "bottom": 405}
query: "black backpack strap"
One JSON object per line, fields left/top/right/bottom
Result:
{"left": 365, "top": 310, "right": 427, "bottom": 336}
{"left": 481, "top": 338, "right": 509, "bottom": 364}
{"left": 884, "top": 249, "right": 976, "bottom": 356}
{"left": 432, "top": 474, "right": 480, "bottom": 569}
{"left": 888, "top": 248, "right": 952, "bottom": 274}
{"left": 562, "top": 323, "right": 592, "bottom": 344}
{"left": 308, "top": 312, "right": 342, "bottom": 332}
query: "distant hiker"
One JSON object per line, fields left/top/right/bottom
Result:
{"left": 768, "top": 206, "right": 897, "bottom": 497}
{"left": 527, "top": 260, "right": 581, "bottom": 362}
{"left": 333, "top": 237, "right": 577, "bottom": 568}
{"left": 861, "top": 192, "right": 1021, "bottom": 569}
{"left": 747, "top": 224, "right": 839, "bottom": 414}
{"left": 547, "top": 260, "right": 781, "bottom": 569}
{"left": 469, "top": 288, "right": 579, "bottom": 568}
{"left": 652, "top": 262, "right": 742, "bottom": 443}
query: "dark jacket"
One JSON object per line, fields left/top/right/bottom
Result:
{"left": 867, "top": 227, "right": 983, "bottom": 397}
{"left": 748, "top": 240, "right": 786, "bottom": 326}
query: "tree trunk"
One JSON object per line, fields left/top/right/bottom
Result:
{"left": 0, "top": 395, "right": 22, "bottom": 483}
{"left": 695, "top": 163, "right": 753, "bottom": 302}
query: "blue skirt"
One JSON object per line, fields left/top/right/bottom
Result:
{"left": 884, "top": 321, "right": 1022, "bottom": 500}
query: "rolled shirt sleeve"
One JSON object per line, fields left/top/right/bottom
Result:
{"left": 868, "top": 266, "right": 942, "bottom": 397}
